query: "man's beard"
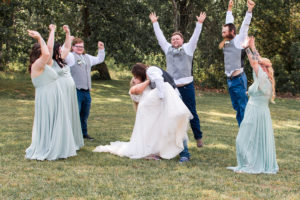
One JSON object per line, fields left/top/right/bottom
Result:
{"left": 225, "top": 32, "right": 235, "bottom": 40}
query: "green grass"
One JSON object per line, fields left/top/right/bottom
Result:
{"left": 0, "top": 76, "right": 299, "bottom": 199}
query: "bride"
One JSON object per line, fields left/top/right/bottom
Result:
{"left": 93, "top": 64, "right": 192, "bottom": 159}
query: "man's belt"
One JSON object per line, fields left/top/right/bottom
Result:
{"left": 78, "top": 88, "right": 89, "bottom": 92}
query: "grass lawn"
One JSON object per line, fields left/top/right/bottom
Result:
{"left": 0, "top": 76, "right": 299, "bottom": 199}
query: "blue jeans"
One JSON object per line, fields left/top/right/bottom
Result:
{"left": 227, "top": 72, "right": 248, "bottom": 126}
{"left": 177, "top": 82, "right": 203, "bottom": 140}
{"left": 179, "top": 139, "right": 190, "bottom": 158}
{"left": 76, "top": 89, "right": 91, "bottom": 136}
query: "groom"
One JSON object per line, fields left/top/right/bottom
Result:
{"left": 149, "top": 11, "right": 206, "bottom": 150}
{"left": 131, "top": 63, "right": 191, "bottom": 163}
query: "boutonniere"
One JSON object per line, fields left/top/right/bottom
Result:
{"left": 77, "top": 60, "right": 82, "bottom": 65}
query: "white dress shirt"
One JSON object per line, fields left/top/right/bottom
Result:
{"left": 225, "top": 11, "right": 252, "bottom": 76}
{"left": 153, "top": 22, "right": 203, "bottom": 85}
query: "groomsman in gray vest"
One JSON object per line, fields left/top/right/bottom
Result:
{"left": 150, "top": 11, "right": 206, "bottom": 161}
{"left": 219, "top": 0, "right": 255, "bottom": 126}
{"left": 65, "top": 38, "right": 105, "bottom": 140}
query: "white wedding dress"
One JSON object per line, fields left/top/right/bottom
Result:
{"left": 93, "top": 83, "right": 193, "bottom": 159}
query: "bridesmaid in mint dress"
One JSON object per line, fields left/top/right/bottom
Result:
{"left": 25, "top": 25, "right": 77, "bottom": 160}
{"left": 227, "top": 36, "right": 279, "bottom": 174}
{"left": 51, "top": 25, "right": 84, "bottom": 150}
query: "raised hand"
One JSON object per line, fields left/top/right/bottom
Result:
{"left": 49, "top": 24, "right": 56, "bottom": 32}
{"left": 196, "top": 12, "right": 206, "bottom": 24}
{"left": 27, "top": 30, "right": 42, "bottom": 40}
{"left": 247, "top": 0, "right": 255, "bottom": 12}
{"left": 149, "top": 12, "right": 159, "bottom": 23}
{"left": 228, "top": 0, "right": 234, "bottom": 11}
{"left": 63, "top": 25, "right": 70, "bottom": 34}
{"left": 98, "top": 41, "right": 104, "bottom": 50}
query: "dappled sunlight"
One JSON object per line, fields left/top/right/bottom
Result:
{"left": 199, "top": 110, "right": 235, "bottom": 119}
{"left": 92, "top": 97, "right": 125, "bottom": 103}
{"left": 201, "top": 189, "right": 223, "bottom": 198}
{"left": 205, "top": 143, "right": 233, "bottom": 151}
{"left": 273, "top": 120, "right": 300, "bottom": 130}
{"left": 16, "top": 99, "right": 34, "bottom": 104}
{"left": 205, "top": 118, "right": 234, "bottom": 126}
{"left": 99, "top": 84, "right": 115, "bottom": 88}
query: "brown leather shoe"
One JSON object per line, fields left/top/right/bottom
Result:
{"left": 197, "top": 139, "right": 203, "bottom": 147}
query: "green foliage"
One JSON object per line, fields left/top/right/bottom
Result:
{"left": 0, "top": 0, "right": 299, "bottom": 93}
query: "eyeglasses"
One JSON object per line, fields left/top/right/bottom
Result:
{"left": 74, "top": 46, "right": 84, "bottom": 49}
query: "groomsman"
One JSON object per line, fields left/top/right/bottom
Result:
{"left": 65, "top": 38, "right": 105, "bottom": 140}
{"left": 149, "top": 11, "right": 206, "bottom": 157}
{"left": 219, "top": 0, "right": 255, "bottom": 126}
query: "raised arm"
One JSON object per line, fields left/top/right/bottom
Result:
{"left": 225, "top": 0, "right": 234, "bottom": 24}
{"left": 184, "top": 12, "right": 206, "bottom": 55}
{"left": 249, "top": 36, "right": 262, "bottom": 62}
{"left": 61, "top": 25, "right": 72, "bottom": 60}
{"left": 28, "top": 30, "right": 50, "bottom": 73}
{"left": 150, "top": 12, "right": 171, "bottom": 54}
{"left": 130, "top": 79, "right": 151, "bottom": 95}
{"left": 63, "top": 35, "right": 75, "bottom": 67}
{"left": 235, "top": 0, "right": 255, "bottom": 48}
{"left": 46, "top": 24, "right": 56, "bottom": 66}
{"left": 243, "top": 37, "right": 259, "bottom": 76}
{"left": 87, "top": 41, "right": 105, "bottom": 66}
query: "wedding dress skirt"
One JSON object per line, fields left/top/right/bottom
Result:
{"left": 93, "top": 83, "right": 193, "bottom": 159}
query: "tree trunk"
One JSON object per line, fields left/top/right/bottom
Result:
{"left": 91, "top": 62, "right": 111, "bottom": 80}
{"left": 170, "top": 0, "right": 179, "bottom": 31}
{"left": 82, "top": 4, "right": 91, "bottom": 38}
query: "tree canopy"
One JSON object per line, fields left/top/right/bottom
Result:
{"left": 0, "top": 0, "right": 299, "bottom": 93}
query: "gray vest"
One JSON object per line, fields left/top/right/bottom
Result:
{"left": 223, "top": 39, "right": 244, "bottom": 76}
{"left": 70, "top": 53, "right": 92, "bottom": 90}
{"left": 166, "top": 46, "right": 193, "bottom": 80}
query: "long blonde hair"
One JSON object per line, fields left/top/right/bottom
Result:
{"left": 260, "top": 58, "right": 276, "bottom": 103}
{"left": 130, "top": 78, "right": 139, "bottom": 112}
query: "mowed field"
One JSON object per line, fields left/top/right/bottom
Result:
{"left": 0, "top": 77, "right": 299, "bottom": 199}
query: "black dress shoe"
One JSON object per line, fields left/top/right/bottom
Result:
{"left": 83, "top": 134, "right": 94, "bottom": 140}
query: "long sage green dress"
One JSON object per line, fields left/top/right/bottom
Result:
{"left": 25, "top": 65, "right": 77, "bottom": 160}
{"left": 53, "top": 61, "right": 84, "bottom": 150}
{"left": 227, "top": 66, "right": 279, "bottom": 174}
